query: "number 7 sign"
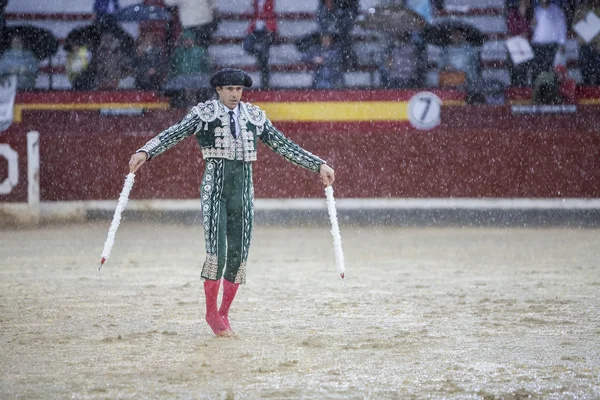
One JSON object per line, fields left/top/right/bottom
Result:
{"left": 408, "top": 92, "right": 442, "bottom": 130}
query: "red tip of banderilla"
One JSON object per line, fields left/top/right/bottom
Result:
{"left": 340, "top": 273, "right": 345, "bottom": 280}
{"left": 99, "top": 257, "right": 106, "bottom": 271}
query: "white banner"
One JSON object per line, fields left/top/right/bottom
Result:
{"left": 574, "top": 11, "right": 600, "bottom": 44}
{"left": 505, "top": 36, "right": 534, "bottom": 65}
{"left": 0, "top": 75, "right": 17, "bottom": 133}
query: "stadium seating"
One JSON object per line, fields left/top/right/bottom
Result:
{"left": 5, "top": 0, "right": 582, "bottom": 89}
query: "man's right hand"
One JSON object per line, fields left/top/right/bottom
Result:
{"left": 129, "top": 152, "right": 148, "bottom": 173}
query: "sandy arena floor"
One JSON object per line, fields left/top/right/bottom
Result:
{"left": 0, "top": 222, "right": 599, "bottom": 399}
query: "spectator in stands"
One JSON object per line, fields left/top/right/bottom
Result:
{"left": 302, "top": 31, "right": 344, "bottom": 89}
{"left": 550, "top": 0, "right": 583, "bottom": 27}
{"left": 93, "top": 31, "right": 133, "bottom": 89}
{"left": 243, "top": 0, "right": 277, "bottom": 88}
{"left": 133, "top": 35, "right": 166, "bottom": 90}
{"left": 530, "top": 0, "right": 567, "bottom": 85}
{"left": 94, "top": 0, "right": 120, "bottom": 20}
{"left": 573, "top": 0, "right": 600, "bottom": 85}
{"left": 438, "top": 29, "right": 480, "bottom": 85}
{"left": 374, "top": 1, "right": 429, "bottom": 89}
{"left": 532, "top": 63, "right": 576, "bottom": 104}
{"left": 379, "top": 32, "right": 423, "bottom": 88}
{"left": 64, "top": 15, "right": 134, "bottom": 90}
{"left": 0, "top": 0, "right": 7, "bottom": 32}
{"left": 317, "top": 0, "right": 334, "bottom": 33}
{"left": 507, "top": 0, "right": 534, "bottom": 86}
{"left": 316, "top": 0, "right": 359, "bottom": 70}
{"left": 0, "top": 35, "right": 38, "bottom": 90}
{"left": 66, "top": 43, "right": 92, "bottom": 89}
{"left": 170, "top": 30, "right": 211, "bottom": 76}
{"left": 165, "top": 28, "right": 212, "bottom": 105}
{"left": 163, "top": 0, "right": 218, "bottom": 48}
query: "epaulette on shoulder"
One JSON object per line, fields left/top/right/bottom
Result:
{"left": 192, "top": 100, "right": 219, "bottom": 122}
{"left": 241, "top": 102, "right": 267, "bottom": 126}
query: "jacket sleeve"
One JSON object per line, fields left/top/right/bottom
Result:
{"left": 137, "top": 110, "right": 202, "bottom": 160}
{"left": 259, "top": 118, "right": 325, "bottom": 172}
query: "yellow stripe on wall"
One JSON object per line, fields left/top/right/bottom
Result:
{"left": 14, "top": 102, "right": 170, "bottom": 122}
{"left": 13, "top": 99, "right": 472, "bottom": 123}
{"left": 579, "top": 99, "right": 600, "bottom": 105}
{"left": 254, "top": 101, "right": 410, "bottom": 121}
{"left": 14, "top": 101, "right": 408, "bottom": 123}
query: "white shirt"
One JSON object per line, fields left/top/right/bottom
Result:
{"left": 532, "top": 5, "right": 567, "bottom": 45}
{"left": 163, "top": 0, "right": 215, "bottom": 27}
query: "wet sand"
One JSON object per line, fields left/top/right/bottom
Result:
{"left": 1, "top": 223, "right": 599, "bottom": 399}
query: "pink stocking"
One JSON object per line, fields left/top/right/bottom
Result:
{"left": 219, "top": 279, "right": 240, "bottom": 332}
{"left": 203, "top": 279, "right": 230, "bottom": 336}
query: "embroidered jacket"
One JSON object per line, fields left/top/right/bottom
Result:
{"left": 138, "top": 100, "right": 325, "bottom": 172}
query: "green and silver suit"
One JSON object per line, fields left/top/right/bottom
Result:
{"left": 138, "top": 100, "right": 325, "bottom": 284}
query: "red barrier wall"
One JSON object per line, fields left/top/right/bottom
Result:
{"left": 1, "top": 105, "right": 600, "bottom": 202}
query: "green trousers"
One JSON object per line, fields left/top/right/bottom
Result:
{"left": 200, "top": 158, "right": 253, "bottom": 284}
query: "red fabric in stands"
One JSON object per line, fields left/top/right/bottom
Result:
{"left": 507, "top": 6, "right": 532, "bottom": 39}
{"left": 247, "top": 0, "right": 278, "bottom": 33}
{"left": 139, "top": 0, "right": 182, "bottom": 52}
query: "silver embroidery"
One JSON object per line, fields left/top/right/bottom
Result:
{"left": 199, "top": 102, "right": 258, "bottom": 162}
{"left": 241, "top": 102, "right": 266, "bottom": 126}
{"left": 202, "top": 254, "right": 219, "bottom": 280}
{"left": 137, "top": 137, "right": 160, "bottom": 154}
{"left": 193, "top": 100, "right": 219, "bottom": 122}
{"left": 201, "top": 159, "right": 224, "bottom": 281}
{"left": 202, "top": 148, "right": 232, "bottom": 158}
{"left": 233, "top": 262, "right": 247, "bottom": 284}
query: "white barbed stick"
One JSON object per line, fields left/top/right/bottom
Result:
{"left": 99, "top": 172, "right": 135, "bottom": 270}
{"left": 325, "top": 185, "right": 345, "bottom": 280}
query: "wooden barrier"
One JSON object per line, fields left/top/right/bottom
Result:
{"left": 1, "top": 93, "right": 599, "bottom": 204}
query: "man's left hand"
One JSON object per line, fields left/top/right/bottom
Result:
{"left": 320, "top": 164, "right": 335, "bottom": 187}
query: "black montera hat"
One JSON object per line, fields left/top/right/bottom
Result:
{"left": 210, "top": 68, "right": 253, "bottom": 88}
